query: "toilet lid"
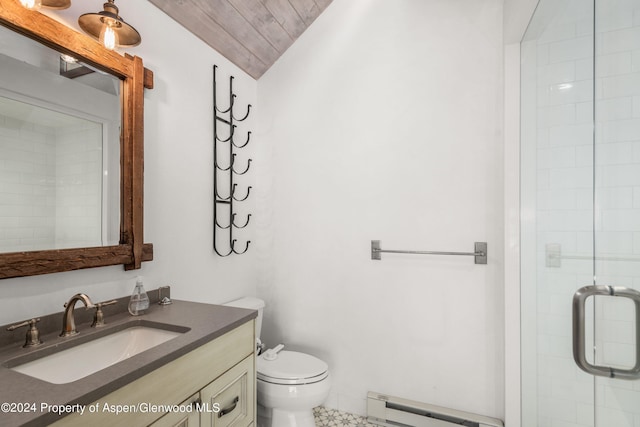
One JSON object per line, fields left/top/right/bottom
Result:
{"left": 257, "top": 350, "right": 329, "bottom": 385}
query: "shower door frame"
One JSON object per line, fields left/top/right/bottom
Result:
{"left": 504, "top": 40, "right": 523, "bottom": 427}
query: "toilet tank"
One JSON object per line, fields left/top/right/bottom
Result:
{"left": 223, "top": 297, "right": 265, "bottom": 340}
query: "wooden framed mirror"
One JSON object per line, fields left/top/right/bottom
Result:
{"left": 0, "top": 0, "right": 153, "bottom": 279}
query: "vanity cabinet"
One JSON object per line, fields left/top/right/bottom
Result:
{"left": 51, "top": 320, "right": 255, "bottom": 427}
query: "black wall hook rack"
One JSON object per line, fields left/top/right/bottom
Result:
{"left": 213, "top": 65, "right": 252, "bottom": 256}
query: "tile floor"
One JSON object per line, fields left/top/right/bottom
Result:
{"left": 313, "top": 407, "right": 378, "bottom": 427}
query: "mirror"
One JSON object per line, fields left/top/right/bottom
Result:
{"left": 0, "top": 0, "right": 153, "bottom": 279}
{"left": 0, "top": 24, "right": 121, "bottom": 253}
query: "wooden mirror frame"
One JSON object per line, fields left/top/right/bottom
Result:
{"left": 0, "top": 0, "right": 153, "bottom": 279}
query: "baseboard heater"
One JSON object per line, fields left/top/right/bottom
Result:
{"left": 367, "top": 392, "right": 503, "bottom": 427}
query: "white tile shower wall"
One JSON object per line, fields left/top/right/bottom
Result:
{"left": 54, "top": 123, "right": 103, "bottom": 249}
{"left": 0, "top": 117, "right": 103, "bottom": 252}
{"left": 257, "top": 0, "right": 504, "bottom": 419}
{"left": 0, "top": 115, "right": 56, "bottom": 252}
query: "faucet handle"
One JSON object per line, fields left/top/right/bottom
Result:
{"left": 158, "top": 286, "right": 172, "bottom": 305}
{"left": 6, "top": 318, "right": 43, "bottom": 348}
{"left": 91, "top": 300, "right": 117, "bottom": 328}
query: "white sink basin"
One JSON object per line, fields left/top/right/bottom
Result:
{"left": 10, "top": 326, "right": 183, "bottom": 384}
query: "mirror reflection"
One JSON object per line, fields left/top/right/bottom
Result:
{"left": 0, "top": 24, "right": 121, "bottom": 253}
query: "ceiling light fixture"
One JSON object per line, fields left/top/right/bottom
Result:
{"left": 78, "top": 0, "right": 141, "bottom": 51}
{"left": 59, "top": 54, "right": 77, "bottom": 63}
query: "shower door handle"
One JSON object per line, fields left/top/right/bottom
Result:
{"left": 572, "top": 285, "right": 640, "bottom": 380}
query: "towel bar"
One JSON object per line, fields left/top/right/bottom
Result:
{"left": 371, "top": 240, "right": 487, "bottom": 264}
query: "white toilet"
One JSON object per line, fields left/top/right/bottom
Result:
{"left": 224, "top": 297, "right": 331, "bottom": 427}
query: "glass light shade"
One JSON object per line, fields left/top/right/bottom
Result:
{"left": 100, "top": 23, "right": 119, "bottom": 51}
{"left": 20, "top": 0, "right": 42, "bottom": 10}
{"left": 59, "top": 54, "right": 78, "bottom": 64}
{"left": 21, "top": 0, "right": 71, "bottom": 10}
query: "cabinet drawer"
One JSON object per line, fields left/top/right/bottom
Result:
{"left": 201, "top": 355, "right": 255, "bottom": 427}
{"left": 149, "top": 393, "right": 200, "bottom": 427}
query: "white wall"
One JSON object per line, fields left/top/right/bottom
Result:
{"left": 0, "top": 1, "right": 258, "bottom": 324}
{"left": 503, "top": 0, "right": 540, "bottom": 44}
{"left": 257, "top": 0, "right": 505, "bottom": 418}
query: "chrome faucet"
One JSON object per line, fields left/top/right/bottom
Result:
{"left": 60, "top": 293, "right": 95, "bottom": 337}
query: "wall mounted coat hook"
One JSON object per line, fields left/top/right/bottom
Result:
{"left": 214, "top": 157, "right": 232, "bottom": 171}
{"left": 213, "top": 64, "right": 252, "bottom": 256}
{"left": 232, "top": 100, "right": 251, "bottom": 122}
{"left": 215, "top": 124, "right": 235, "bottom": 143}
{"left": 233, "top": 213, "right": 251, "bottom": 229}
{"left": 232, "top": 130, "right": 251, "bottom": 149}
{"left": 232, "top": 158, "right": 252, "bottom": 175}
{"left": 215, "top": 218, "right": 231, "bottom": 229}
{"left": 232, "top": 185, "right": 251, "bottom": 202}
{"left": 231, "top": 239, "right": 250, "bottom": 255}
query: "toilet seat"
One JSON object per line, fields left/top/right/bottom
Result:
{"left": 257, "top": 350, "right": 329, "bottom": 385}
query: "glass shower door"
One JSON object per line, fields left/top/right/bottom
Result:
{"left": 521, "top": 0, "right": 640, "bottom": 425}
{"left": 590, "top": 0, "right": 640, "bottom": 423}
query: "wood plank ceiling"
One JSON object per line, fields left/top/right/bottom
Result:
{"left": 149, "top": 0, "right": 333, "bottom": 79}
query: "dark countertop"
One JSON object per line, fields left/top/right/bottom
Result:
{"left": 0, "top": 297, "right": 257, "bottom": 427}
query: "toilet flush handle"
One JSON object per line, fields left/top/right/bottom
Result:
{"left": 263, "top": 344, "right": 285, "bottom": 361}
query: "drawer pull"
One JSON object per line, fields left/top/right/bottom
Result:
{"left": 218, "top": 396, "right": 239, "bottom": 418}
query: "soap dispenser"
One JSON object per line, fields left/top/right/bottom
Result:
{"left": 128, "top": 276, "right": 150, "bottom": 316}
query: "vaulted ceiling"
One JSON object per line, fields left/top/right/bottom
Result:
{"left": 149, "top": 0, "right": 333, "bottom": 79}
